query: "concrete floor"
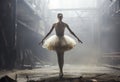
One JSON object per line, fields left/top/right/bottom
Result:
{"left": 0, "top": 65, "right": 120, "bottom": 82}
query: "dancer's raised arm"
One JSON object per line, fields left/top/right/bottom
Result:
{"left": 39, "top": 24, "right": 55, "bottom": 45}
{"left": 66, "top": 24, "right": 83, "bottom": 43}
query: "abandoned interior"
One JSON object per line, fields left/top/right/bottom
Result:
{"left": 0, "top": 0, "right": 120, "bottom": 82}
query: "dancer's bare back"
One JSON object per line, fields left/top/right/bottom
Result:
{"left": 39, "top": 13, "right": 83, "bottom": 45}
{"left": 53, "top": 22, "right": 68, "bottom": 37}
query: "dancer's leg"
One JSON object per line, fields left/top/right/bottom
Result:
{"left": 56, "top": 50, "right": 64, "bottom": 77}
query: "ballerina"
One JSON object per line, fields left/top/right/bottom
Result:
{"left": 39, "top": 13, "right": 83, "bottom": 78}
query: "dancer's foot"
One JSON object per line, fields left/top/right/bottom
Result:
{"left": 59, "top": 72, "right": 63, "bottom": 78}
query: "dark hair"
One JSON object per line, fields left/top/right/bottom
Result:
{"left": 57, "top": 13, "right": 63, "bottom": 18}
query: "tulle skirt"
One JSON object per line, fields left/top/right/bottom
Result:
{"left": 42, "top": 35, "right": 76, "bottom": 51}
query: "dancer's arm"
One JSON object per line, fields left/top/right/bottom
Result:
{"left": 66, "top": 24, "right": 83, "bottom": 43}
{"left": 39, "top": 24, "right": 55, "bottom": 45}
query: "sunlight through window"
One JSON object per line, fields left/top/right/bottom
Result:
{"left": 48, "top": 0, "right": 97, "bottom": 9}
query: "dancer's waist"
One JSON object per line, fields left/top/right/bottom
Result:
{"left": 56, "top": 34, "right": 64, "bottom": 38}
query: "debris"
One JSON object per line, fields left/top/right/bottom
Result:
{"left": 0, "top": 75, "right": 16, "bottom": 82}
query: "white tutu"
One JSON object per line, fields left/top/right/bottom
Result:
{"left": 42, "top": 35, "right": 76, "bottom": 51}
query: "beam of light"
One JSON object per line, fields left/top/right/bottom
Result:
{"left": 48, "top": 0, "right": 97, "bottom": 9}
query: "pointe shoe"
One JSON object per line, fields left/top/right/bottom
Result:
{"left": 59, "top": 73, "right": 63, "bottom": 78}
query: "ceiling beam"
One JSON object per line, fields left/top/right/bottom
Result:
{"left": 49, "top": 8, "right": 97, "bottom": 11}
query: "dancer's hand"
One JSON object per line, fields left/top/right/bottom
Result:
{"left": 78, "top": 39, "right": 83, "bottom": 43}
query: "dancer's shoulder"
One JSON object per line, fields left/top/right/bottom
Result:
{"left": 52, "top": 23, "right": 57, "bottom": 27}
{"left": 63, "top": 23, "right": 69, "bottom": 27}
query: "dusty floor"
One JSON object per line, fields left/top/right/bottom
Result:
{"left": 0, "top": 65, "right": 120, "bottom": 82}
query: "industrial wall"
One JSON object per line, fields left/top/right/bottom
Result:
{"left": 0, "top": 0, "right": 50, "bottom": 70}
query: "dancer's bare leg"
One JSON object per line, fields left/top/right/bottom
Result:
{"left": 56, "top": 50, "right": 64, "bottom": 77}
